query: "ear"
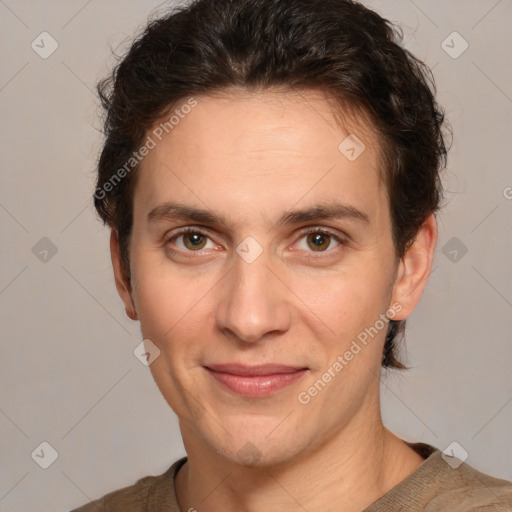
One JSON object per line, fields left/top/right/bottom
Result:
{"left": 110, "top": 229, "right": 138, "bottom": 321}
{"left": 390, "top": 214, "right": 437, "bottom": 321}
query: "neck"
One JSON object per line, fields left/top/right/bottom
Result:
{"left": 175, "top": 398, "right": 424, "bottom": 512}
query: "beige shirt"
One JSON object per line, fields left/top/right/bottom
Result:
{"left": 70, "top": 443, "right": 512, "bottom": 511}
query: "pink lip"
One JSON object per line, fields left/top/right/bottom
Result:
{"left": 205, "top": 364, "right": 308, "bottom": 397}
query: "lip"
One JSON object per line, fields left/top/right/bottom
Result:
{"left": 205, "top": 364, "right": 308, "bottom": 397}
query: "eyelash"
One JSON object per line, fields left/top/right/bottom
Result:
{"left": 164, "top": 226, "right": 348, "bottom": 257}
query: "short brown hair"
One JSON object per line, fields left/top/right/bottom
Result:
{"left": 94, "top": 0, "right": 449, "bottom": 369}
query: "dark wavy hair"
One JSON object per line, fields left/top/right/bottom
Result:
{"left": 94, "top": 0, "right": 448, "bottom": 369}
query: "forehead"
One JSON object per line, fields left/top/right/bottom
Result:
{"left": 133, "top": 87, "right": 388, "bottom": 229}
{"left": 150, "top": 87, "right": 378, "bottom": 157}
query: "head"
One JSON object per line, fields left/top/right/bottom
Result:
{"left": 94, "top": 0, "right": 447, "bottom": 465}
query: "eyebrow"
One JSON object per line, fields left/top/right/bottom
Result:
{"left": 147, "top": 201, "right": 370, "bottom": 228}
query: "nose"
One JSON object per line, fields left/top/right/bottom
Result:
{"left": 215, "top": 244, "right": 292, "bottom": 344}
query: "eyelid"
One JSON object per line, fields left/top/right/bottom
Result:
{"left": 299, "top": 226, "right": 348, "bottom": 242}
{"left": 165, "top": 226, "right": 212, "bottom": 238}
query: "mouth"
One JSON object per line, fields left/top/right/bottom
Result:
{"left": 204, "top": 363, "right": 308, "bottom": 397}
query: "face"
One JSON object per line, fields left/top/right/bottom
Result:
{"left": 112, "top": 88, "right": 433, "bottom": 467}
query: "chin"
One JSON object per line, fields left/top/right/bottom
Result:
{"left": 197, "top": 416, "right": 312, "bottom": 469}
{"left": 219, "top": 441, "right": 295, "bottom": 469}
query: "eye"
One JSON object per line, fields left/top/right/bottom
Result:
{"left": 295, "top": 228, "right": 345, "bottom": 253}
{"left": 165, "top": 226, "right": 346, "bottom": 257}
{"left": 167, "top": 228, "right": 218, "bottom": 252}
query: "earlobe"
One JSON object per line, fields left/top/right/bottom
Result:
{"left": 390, "top": 214, "right": 438, "bottom": 321}
{"left": 110, "top": 229, "right": 138, "bottom": 321}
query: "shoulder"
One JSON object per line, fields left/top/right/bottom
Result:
{"left": 69, "top": 457, "right": 186, "bottom": 512}
{"left": 69, "top": 474, "right": 154, "bottom": 512}
{"left": 426, "top": 453, "right": 512, "bottom": 511}
{"left": 367, "top": 444, "right": 512, "bottom": 511}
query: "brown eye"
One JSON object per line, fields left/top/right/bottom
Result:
{"left": 295, "top": 229, "right": 344, "bottom": 255}
{"left": 182, "top": 232, "right": 207, "bottom": 250}
{"left": 306, "top": 232, "right": 333, "bottom": 251}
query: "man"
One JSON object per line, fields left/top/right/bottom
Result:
{"left": 73, "top": 0, "right": 512, "bottom": 510}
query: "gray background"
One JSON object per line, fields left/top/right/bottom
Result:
{"left": 0, "top": 0, "right": 511, "bottom": 510}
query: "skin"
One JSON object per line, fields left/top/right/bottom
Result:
{"left": 111, "top": 87, "right": 437, "bottom": 512}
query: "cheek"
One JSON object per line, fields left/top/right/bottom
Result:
{"left": 290, "top": 259, "right": 391, "bottom": 330}
{"left": 130, "top": 251, "right": 213, "bottom": 365}
{"left": 132, "top": 263, "right": 209, "bottom": 414}
{"left": 131, "top": 272, "right": 172, "bottom": 340}
{"left": 134, "top": 278, "right": 201, "bottom": 348}
{"left": 130, "top": 247, "right": 186, "bottom": 328}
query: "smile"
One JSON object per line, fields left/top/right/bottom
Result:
{"left": 204, "top": 364, "right": 308, "bottom": 397}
